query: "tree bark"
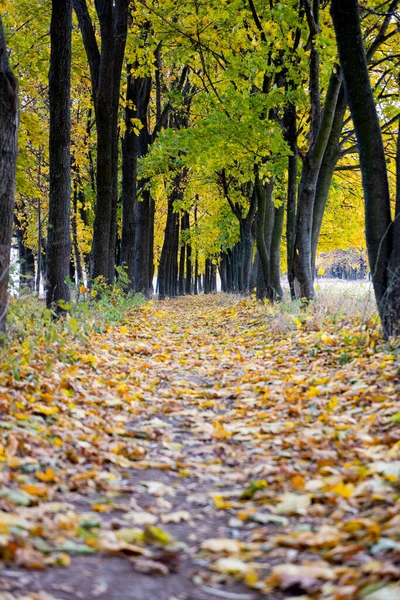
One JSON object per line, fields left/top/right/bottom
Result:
{"left": 293, "top": 69, "right": 341, "bottom": 300}
{"left": 0, "top": 17, "right": 18, "bottom": 335}
{"left": 331, "top": 0, "right": 395, "bottom": 336}
{"left": 73, "top": 0, "right": 129, "bottom": 284}
{"left": 284, "top": 102, "right": 298, "bottom": 300}
{"left": 133, "top": 77, "right": 153, "bottom": 296}
{"left": 255, "top": 175, "right": 272, "bottom": 299}
{"left": 72, "top": 178, "right": 84, "bottom": 284}
{"left": 158, "top": 177, "right": 182, "bottom": 299}
{"left": 46, "top": 0, "right": 72, "bottom": 310}
{"left": 121, "top": 63, "right": 137, "bottom": 286}
{"left": 270, "top": 202, "right": 284, "bottom": 301}
{"left": 311, "top": 85, "right": 346, "bottom": 274}
{"left": 14, "top": 215, "right": 35, "bottom": 292}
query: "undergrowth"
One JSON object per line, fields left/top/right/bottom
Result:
{"left": 257, "top": 279, "right": 379, "bottom": 335}
{"left": 1, "top": 275, "right": 145, "bottom": 378}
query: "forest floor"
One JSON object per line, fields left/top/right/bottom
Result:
{"left": 0, "top": 293, "right": 400, "bottom": 600}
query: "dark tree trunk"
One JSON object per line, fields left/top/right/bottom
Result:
{"left": 133, "top": 77, "right": 153, "bottom": 296}
{"left": 178, "top": 214, "right": 186, "bottom": 296}
{"left": 255, "top": 176, "right": 273, "bottom": 300}
{"left": 211, "top": 261, "right": 217, "bottom": 293}
{"left": 186, "top": 240, "right": 192, "bottom": 294}
{"left": 73, "top": 0, "right": 129, "bottom": 284}
{"left": 121, "top": 63, "right": 136, "bottom": 286}
{"left": 255, "top": 175, "right": 283, "bottom": 301}
{"left": 240, "top": 222, "right": 254, "bottom": 293}
{"left": 108, "top": 5, "right": 128, "bottom": 283}
{"left": 270, "top": 202, "right": 284, "bottom": 301}
{"left": 158, "top": 178, "right": 182, "bottom": 299}
{"left": 331, "top": 0, "right": 397, "bottom": 337}
{"left": 220, "top": 171, "right": 257, "bottom": 294}
{"left": 36, "top": 199, "right": 41, "bottom": 294}
{"left": 47, "top": 0, "right": 72, "bottom": 310}
{"left": 72, "top": 179, "right": 84, "bottom": 284}
{"left": 293, "top": 69, "right": 341, "bottom": 300}
{"left": 183, "top": 212, "right": 191, "bottom": 294}
{"left": 14, "top": 216, "right": 35, "bottom": 292}
{"left": 311, "top": 86, "right": 346, "bottom": 274}
{"left": 220, "top": 252, "right": 228, "bottom": 292}
{"left": 283, "top": 102, "right": 298, "bottom": 300}
{"left": 0, "top": 17, "right": 18, "bottom": 335}
{"left": 194, "top": 252, "right": 199, "bottom": 295}
{"left": 204, "top": 258, "right": 212, "bottom": 294}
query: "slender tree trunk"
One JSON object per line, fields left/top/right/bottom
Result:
{"left": 293, "top": 70, "right": 341, "bottom": 300}
{"left": 178, "top": 214, "right": 186, "bottom": 295}
{"left": 388, "top": 118, "right": 400, "bottom": 326}
{"left": 239, "top": 222, "right": 254, "bottom": 293}
{"left": 270, "top": 202, "right": 284, "bottom": 301}
{"left": 186, "top": 240, "right": 192, "bottom": 294}
{"left": 284, "top": 102, "right": 298, "bottom": 299}
{"left": 194, "top": 252, "right": 199, "bottom": 295}
{"left": 0, "top": 17, "right": 18, "bottom": 335}
{"left": 36, "top": 195, "right": 41, "bottom": 294}
{"left": 72, "top": 179, "right": 84, "bottom": 284}
{"left": 91, "top": 26, "right": 115, "bottom": 282}
{"left": 311, "top": 86, "right": 346, "bottom": 273}
{"left": 255, "top": 176, "right": 272, "bottom": 299}
{"left": 158, "top": 181, "right": 181, "bottom": 299}
{"left": 133, "top": 77, "right": 153, "bottom": 296}
{"left": 121, "top": 63, "right": 136, "bottom": 286}
{"left": 14, "top": 216, "right": 35, "bottom": 292}
{"left": 220, "top": 252, "right": 228, "bottom": 292}
{"left": 47, "top": 0, "right": 72, "bottom": 310}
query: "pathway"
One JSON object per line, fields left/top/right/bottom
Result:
{"left": 0, "top": 295, "right": 399, "bottom": 599}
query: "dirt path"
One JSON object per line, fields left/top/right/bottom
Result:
{"left": 0, "top": 295, "right": 399, "bottom": 599}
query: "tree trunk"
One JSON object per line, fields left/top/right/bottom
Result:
{"left": 311, "top": 86, "right": 346, "bottom": 274}
{"left": 178, "top": 214, "right": 186, "bottom": 295}
{"left": 331, "top": 0, "right": 395, "bottom": 336}
{"left": 73, "top": 0, "right": 129, "bottom": 284}
{"left": 255, "top": 175, "right": 272, "bottom": 299}
{"left": 185, "top": 239, "right": 192, "bottom": 294}
{"left": 133, "top": 77, "right": 153, "bottom": 296}
{"left": 47, "top": 0, "right": 72, "bottom": 311}
{"left": 121, "top": 63, "right": 136, "bottom": 286}
{"left": 284, "top": 102, "right": 297, "bottom": 300}
{"left": 270, "top": 202, "right": 284, "bottom": 301}
{"left": 387, "top": 118, "right": 400, "bottom": 331}
{"left": 158, "top": 180, "right": 181, "bottom": 299}
{"left": 194, "top": 252, "right": 199, "bottom": 295}
{"left": 14, "top": 216, "right": 35, "bottom": 292}
{"left": 240, "top": 223, "right": 254, "bottom": 293}
{"left": 293, "top": 69, "right": 341, "bottom": 300}
{"left": 183, "top": 212, "right": 191, "bottom": 294}
{"left": 72, "top": 179, "right": 84, "bottom": 284}
{"left": 0, "top": 17, "right": 18, "bottom": 335}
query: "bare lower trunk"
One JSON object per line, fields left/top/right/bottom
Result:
{"left": 270, "top": 203, "right": 284, "bottom": 301}
{"left": 0, "top": 18, "right": 18, "bottom": 335}
{"left": 331, "top": 0, "right": 395, "bottom": 336}
{"left": 46, "top": 0, "right": 72, "bottom": 310}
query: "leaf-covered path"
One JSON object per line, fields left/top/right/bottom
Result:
{"left": 1, "top": 295, "right": 400, "bottom": 599}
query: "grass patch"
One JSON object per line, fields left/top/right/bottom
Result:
{"left": 1, "top": 277, "right": 145, "bottom": 378}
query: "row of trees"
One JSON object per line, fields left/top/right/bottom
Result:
{"left": 0, "top": 0, "right": 399, "bottom": 336}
